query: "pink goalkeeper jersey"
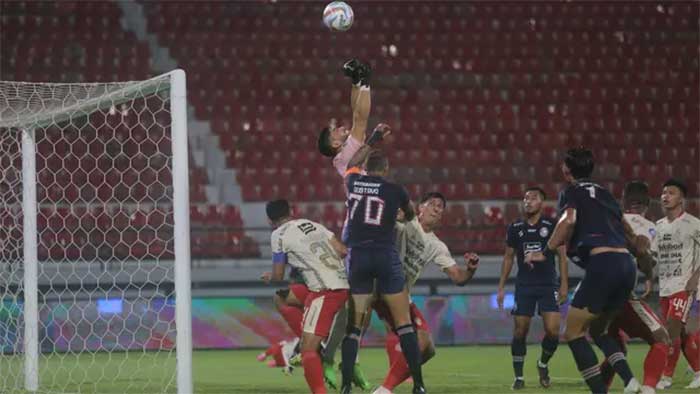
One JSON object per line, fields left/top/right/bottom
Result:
{"left": 332, "top": 135, "right": 363, "bottom": 177}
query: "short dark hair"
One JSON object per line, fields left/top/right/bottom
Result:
{"left": 420, "top": 191, "right": 447, "bottom": 207}
{"left": 365, "top": 150, "right": 388, "bottom": 173}
{"left": 266, "top": 199, "right": 290, "bottom": 222}
{"left": 623, "top": 180, "right": 650, "bottom": 207}
{"left": 524, "top": 186, "right": 546, "bottom": 200}
{"left": 317, "top": 127, "right": 336, "bottom": 157}
{"left": 663, "top": 178, "right": 688, "bottom": 197}
{"left": 564, "top": 147, "right": 595, "bottom": 179}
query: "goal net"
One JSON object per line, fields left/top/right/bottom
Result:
{"left": 0, "top": 70, "right": 192, "bottom": 394}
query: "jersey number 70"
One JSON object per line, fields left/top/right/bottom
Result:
{"left": 348, "top": 193, "right": 385, "bottom": 226}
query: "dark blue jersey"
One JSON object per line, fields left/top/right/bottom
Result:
{"left": 557, "top": 181, "right": 626, "bottom": 266}
{"left": 345, "top": 174, "right": 410, "bottom": 248}
{"left": 506, "top": 217, "right": 558, "bottom": 286}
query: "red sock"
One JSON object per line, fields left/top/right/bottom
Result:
{"left": 279, "top": 305, "right": 303, "bottom": 337}
{"left": 682, "top": 332, "right": 700, "bottom": 372}
{"left": 385, "top": 332, "right": 401, "bottom": 367}
{"left": 272, "top": 344, "right": 286, "bottom": 367}
{"left": 383, "top": 357, "right": 411, "bottom": 390}
{"left": 265, "top": 342, "right": 281, "bottom": 356}
{"left": 643, "top": 342, "right": 669, "bottom": 387}
{"left": 302, "top": 350, "right": 327, "bottom": 394}
{"left": 664, "top": 338, "right": 682, "bottom": 377}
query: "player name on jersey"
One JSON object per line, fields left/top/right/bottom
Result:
{"left": 352, "top": 181, "right": 380, "bottom": 195}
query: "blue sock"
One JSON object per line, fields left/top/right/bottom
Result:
{"left": 540, "top": 335, "right": 559, "bottom": 365}
{"left": 568, "top": 336, "right": 607, "bottom": 393}
{"left": 396, "top": 324, "right": 424, "bottom": 388}
{"left": 511, "top": 337, "right": 526, "bottom": 378}
{"left": 594, "top": 334, "right": 634, "bottom": 386}
{"left": 341, "top": 326, "right": 362, "bottom": 388}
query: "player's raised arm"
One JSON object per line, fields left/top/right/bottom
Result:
{"left": 498, "top": 246, "right": 516, "bottom": 310}
{"left": 343, "top": 59, "right": 372, "bottom": 142}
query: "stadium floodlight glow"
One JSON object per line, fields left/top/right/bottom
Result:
{"left": 0, "top": 70, "right": 192, "bottom": 394}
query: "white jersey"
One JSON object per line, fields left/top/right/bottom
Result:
{"left": 625, "top": 213, "right": 658, "bottom": 289}
{"left": 270, "top": 219, "right": 349, "bottom": 292}
{"left": 395, "top": 218, "right": 457, "bottom": 289}
{"left": 624, "top": 213, "right": 658, "bottom": 253}
{"left": 655, "top": 212, "right": 700, "bottom": 297}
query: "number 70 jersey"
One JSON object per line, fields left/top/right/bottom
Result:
{"left": 345, "top": 173, "right": 411, "bottom": 248}
{"left": 271, "top": 219, "right": 349, "bottom": 292}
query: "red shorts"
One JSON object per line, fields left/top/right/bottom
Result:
{"left": 660, "top": 291, "right": 694, "bottom": 325}
{"left": 373, "top": 300, "right": 430, "bottom": 333}
{"left": 289, "top": 283, "right": 310, "bottom": 304}
{"left": 302, "top": 289, "right": 349, "bottom": 337}
{"left": 609, "top": 298, "right": 664, "bottom": 345}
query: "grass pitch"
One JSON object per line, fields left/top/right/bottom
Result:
{"left": 3, "top": 344, "right": 696, "bottom": 393}
{"left": 199, "top": 344, "right": 694, "bottom": 394}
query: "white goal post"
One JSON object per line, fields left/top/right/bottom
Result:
{"left": 0, "top": 70, "right": 192, "bottom": 393}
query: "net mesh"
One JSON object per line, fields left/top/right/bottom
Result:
{"left": 0, "top": 75, "right": 179, "bottom": 393}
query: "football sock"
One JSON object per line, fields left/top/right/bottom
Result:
{"left": 321, "top": 305, "right": 347, "bottom": 364}
{"left": 511, "top": 337, "right": 526, "bottom": 378}
{"left": 396, "top": 324, "right": 424, "bottom": 388}
{"left": 341, "top": 326, "right": 362, "bottom": 388}
{"left": 600, "top": 360, "right": 615, "bottom": 389}
{"left": 383, "top": 355, "right": 411, "bottom": 390}
{"left": 385, "top": 332, "right": 401, "bottom": 367}
{"left": 569, "top": 336, "right": 607, "bottom": 393}
{"left": 278, "top": 305, "right": 303, "bottom": 337}
{"left": 664, "top": 337, "right": 682, "bottom": 377}
{"left": 682, "top": 332, "right": 700, "bottom": 372}
{"left": 540, "top": 335, "right": 559, "bottom": 365}
{"left": 594, "top": 334, "right": 634, "bottom": 386}
{"left": 302, "top": 350, "right": 327, "bottom": 394}
{"left": 643, "top": 342, "right": 669, "bottom": 387}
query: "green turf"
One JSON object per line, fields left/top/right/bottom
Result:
{"left": 2, "top": 344, "right": 697, "bottom": 393}
{"left": 198, "top": 344, "right": 695, "bottom": 394}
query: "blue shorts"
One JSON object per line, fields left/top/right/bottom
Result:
{"left": 512, "top": 285, "right": 560, "bottom": 317}
{"left": 572, "top": 252, "right": 636, "bottom": 314}
{"left": 347, "top": 246, "right": 405, "bottom": 295}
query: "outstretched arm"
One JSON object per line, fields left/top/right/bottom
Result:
{"left": 444, "top": 252, "right": 480, "bottom": 286}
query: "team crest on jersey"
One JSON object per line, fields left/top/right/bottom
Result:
{"left": 518, "top": 230, "right": 524, "bottom": 238}
{"left": 649, "top": 228, "right": 656, "bottom": 238}
{"left": 539, "top": 227, "right": 549, "bottom": 238}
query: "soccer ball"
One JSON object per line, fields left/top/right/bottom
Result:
{"left": 323, "top": 1, "right": 354, "bottom": 32}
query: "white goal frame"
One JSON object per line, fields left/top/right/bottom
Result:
{"left": 3, "top": 69, "right": 192, "bottom": 394}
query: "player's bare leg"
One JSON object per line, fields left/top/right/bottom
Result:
{"left": 382, "top": 289, "right": 426, "bottom": 394}
{"left": 319, "top": 304, "right": 347, "bottom": 389}
{"left": 511, "top": 315, "right": 531, "bottom": 389}
{"left": 538, "top": 312, "right": 561, "bottom": 389}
